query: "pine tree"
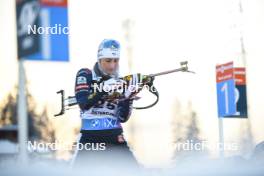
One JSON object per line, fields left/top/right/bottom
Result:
{"left": 0, "top": 86, "right": 55, "bottom": 143}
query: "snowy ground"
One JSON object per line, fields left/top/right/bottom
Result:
{"left": 1, "top": 154, "right": 264, "bottom": 176}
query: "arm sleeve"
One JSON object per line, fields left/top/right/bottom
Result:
{"left": 75, "top": 68, "right": 106, "bottom": 111}
{"left": 116, "top": 99, "right": 133, "bottom": 123}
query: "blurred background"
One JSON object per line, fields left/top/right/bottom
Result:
{"left": 0, "top": 0, "right": 264, "bottom": 169}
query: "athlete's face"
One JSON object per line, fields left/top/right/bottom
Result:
{"left": 99, "top": 58, "right": 119, "bottom": 75}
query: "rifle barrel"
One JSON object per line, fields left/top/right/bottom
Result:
{"left": 149, "top": 67, "right": 186, "bottom": 77}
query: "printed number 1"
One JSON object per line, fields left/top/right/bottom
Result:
{"left": 221, "top": 82, "right": 229, "bottom": 114}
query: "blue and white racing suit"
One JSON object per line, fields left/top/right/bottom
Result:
{"left": 72, "top": 64, "right": 138, "bottom": 168}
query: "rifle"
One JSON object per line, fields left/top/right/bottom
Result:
{"left": 54, "top": 61, "right": 195, "bottom": 116}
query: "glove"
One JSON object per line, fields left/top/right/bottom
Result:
{"left": 102, "top": 78, "right": 126, "bottom": 100}
{"left": 123, "top": 74, "right": 154, "bottom": 99}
